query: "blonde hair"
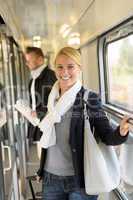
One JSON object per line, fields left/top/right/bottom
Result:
{"left": 55, "top": 47, "right": 81, "bottom": 66}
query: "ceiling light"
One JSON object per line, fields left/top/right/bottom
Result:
{"left": 59, "top": 24, "right": 71, "bottom": 38}
{"left": 32, "top": 36, "right": 42, "bottom": 48}
{"left": 59, "top": 24, "right": 69, "bottom": 34}
{"left": 62, "top": 28, "right": 71, "bottom": 38}
{"left": 33, "top": 36, "right": 41, "bottom": 41}
{"left": 68, "top": 32, "right": 80, "bottom": 46}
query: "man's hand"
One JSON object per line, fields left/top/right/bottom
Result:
{"left": 31, "top": 111, "right": 37, "bottom": 118}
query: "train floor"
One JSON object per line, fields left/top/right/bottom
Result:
{"left": 26, "top": 143, "right": 42, "bottom": 199}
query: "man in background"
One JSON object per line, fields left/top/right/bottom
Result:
{"left": 25, "top": 46, "right": 56, "bottom": 156}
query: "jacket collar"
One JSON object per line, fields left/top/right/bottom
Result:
{"left": 72, "top": 86, "right": 84, "bottom": 112}
{"left": 69, "top": 87, "right": 85, "bottom": 145}
{"left": 36, "top": 66, "right": 49, "bottom": 80}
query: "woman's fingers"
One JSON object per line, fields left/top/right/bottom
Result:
{"left": 120, "top": 115, "right": 130, "bottom": 136}
{"left": 36, "top": 175, "right": 41, "bottom": 183}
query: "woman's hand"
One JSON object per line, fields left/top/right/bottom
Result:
{"left": 120, "top": 115, "right": 130, "bottom": 136}
{"left": 35, "top": 174, "right": 42, "bottom": 183}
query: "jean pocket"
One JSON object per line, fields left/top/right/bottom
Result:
{"left": 43, "top": 172, "right": 51, "bottom": 186}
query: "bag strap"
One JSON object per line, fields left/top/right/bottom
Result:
{"left": 83, "top": 89, "right": 90, "bottom": 118}
{"left": 83, "top": 89, "right": 99, "bottom": 140}
{"left": 83, "top": 89, "right": 89, "bottom": 102}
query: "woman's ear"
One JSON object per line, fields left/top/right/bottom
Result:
{"left": 79, "top": 64, "right": 82, "bottom": 70}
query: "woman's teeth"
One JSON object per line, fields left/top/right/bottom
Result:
{"left": 61, "top": 76, "right": 70, "bottom": 80}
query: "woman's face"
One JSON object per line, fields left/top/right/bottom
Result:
{"left": 55, "top": 54, "right": 81, "bottom": 92}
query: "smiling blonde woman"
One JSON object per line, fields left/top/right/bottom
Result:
{"left": 37, "top": 46, "right": 129, "bottom": 200}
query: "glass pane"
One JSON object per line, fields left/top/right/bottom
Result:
{"left": 106, "top": 34, "right": 133, "bottom": 112}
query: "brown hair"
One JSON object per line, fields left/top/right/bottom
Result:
{"left": 25, "top": 46, "right": 44, "bottom": 58}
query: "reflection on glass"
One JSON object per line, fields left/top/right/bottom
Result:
{"left": 106, "top": 34, "right": 133, "bottom": 112}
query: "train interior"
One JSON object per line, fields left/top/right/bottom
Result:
{"left": 0, "top": 0, "right": 133, "bottom": 199}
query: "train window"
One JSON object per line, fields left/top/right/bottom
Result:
{"left": 99, "top": 18, "right": 133, "bottom": 113}
{"left": 106, "top": 34, "right": 133, "bottom": 111}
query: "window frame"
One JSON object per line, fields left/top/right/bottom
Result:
{"left": 98, "top": 16, "right": 133, "bottom": 117}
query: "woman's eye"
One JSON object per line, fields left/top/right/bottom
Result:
{"left": 68, "top": 65, "right": 74, "bottom": 69}
{"left": 57, "top": 65, "right": 63, "bottom": 69}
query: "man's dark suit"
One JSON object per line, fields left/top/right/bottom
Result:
{"left": 27, "top": 66, "right": 56, "bottom": 141}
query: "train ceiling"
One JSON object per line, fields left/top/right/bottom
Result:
{"left": 0, "top": 0, "right": 132, "bottom": 51}
{"left": 0, "top": 0, "right": 96, "bottom": 50}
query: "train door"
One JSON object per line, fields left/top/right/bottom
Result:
{"left": 0, "top": 33, "right": 28, "bottom": 199}
{"left": 10, "top": 38, "right": 28, "bottom": 197}
{"left": 0, "top": 31, "right": 6, "bottom": 200}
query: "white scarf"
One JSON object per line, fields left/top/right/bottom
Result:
{"left": 38, "top": 80, "right": 82, "bottom": 148}
{"left": 30, "top": 64, "right": 46, "bottom": 111}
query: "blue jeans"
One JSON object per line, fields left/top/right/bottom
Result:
{"left": 42, "top": 171, "right": 98, "bottom": 200}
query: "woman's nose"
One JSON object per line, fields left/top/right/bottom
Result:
{"left": 62, "top": 68, "right": 69, "bottom": 75}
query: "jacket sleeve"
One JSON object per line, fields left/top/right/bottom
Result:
{"left": 87, "top": 91, "right": 128, "bottom": 145}
{"left": 28, "top": 79, "right": 32, "bottom": 105}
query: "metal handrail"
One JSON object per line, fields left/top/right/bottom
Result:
{"left": 114, "top": 188, "right": 129, "bottom": 200}
{"left": 103, "top": 105, "right": 133, "bottom": 125}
